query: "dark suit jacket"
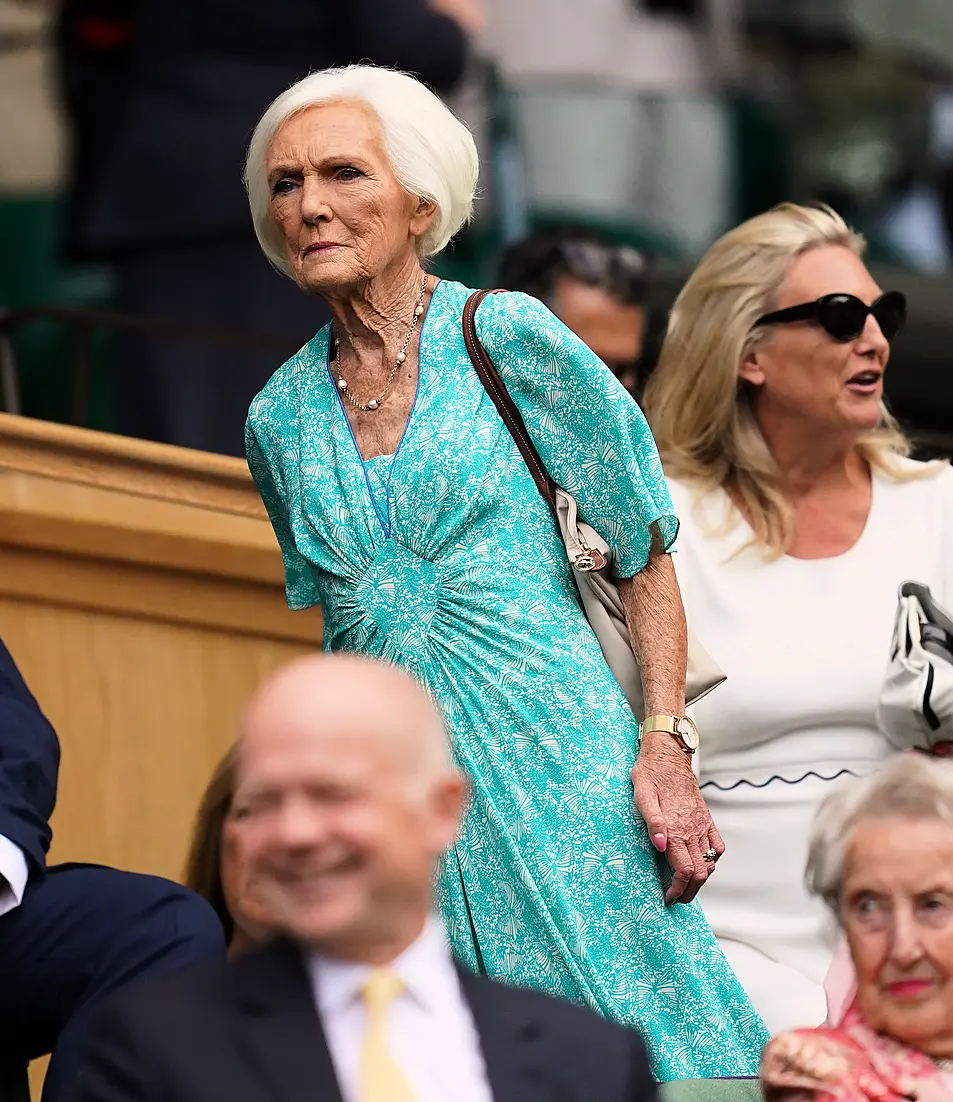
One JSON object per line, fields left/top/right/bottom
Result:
{"left": 63, "top": 0, "right": 469, "bottom": 257}
{"left": 74, "top": 937, "right": 658, "bottom": 1102}
{"left": 0, "top": 639, "right": 59, "bottom": 877}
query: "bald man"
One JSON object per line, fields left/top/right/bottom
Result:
{"left": 75, "top": 654, "right": 657, "bottom": 1102}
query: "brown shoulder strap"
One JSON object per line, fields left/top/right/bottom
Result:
{"left": 461, "top": 289, "right": 559, "bottom": 517}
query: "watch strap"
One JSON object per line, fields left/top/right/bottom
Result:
{"left": 640, "top": 714, "right": 698, "bottom": 754}
{"left": 641, "top": 715, "right": 678, "bottom": 736}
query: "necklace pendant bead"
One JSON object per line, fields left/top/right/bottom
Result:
{"left": 336, "top": 377, "right": 348, "bottom": 391}
{"left": 414, "top": 304, "right": 424, "bottom": 317}
{"left": 366, "top": 399, "right": 380, "bottom": 410}
{"left": 396, "top": 351, "right": 406, "bottom": 364}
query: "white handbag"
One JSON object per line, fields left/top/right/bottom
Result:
{"left": 878, "top": 581, "right": 953, "bottom": 750}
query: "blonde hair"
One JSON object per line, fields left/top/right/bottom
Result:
{"left": 244, "top": 65, "right": 479, "bottom": 277}
{"left": 643, "top": 203, "right": 919, "bottom": 555}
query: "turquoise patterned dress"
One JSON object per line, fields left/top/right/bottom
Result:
{"left": 246, "top": 279, "right": 768, "bottom": 1076}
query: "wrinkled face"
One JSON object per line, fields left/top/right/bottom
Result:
{"left": 741, "top": 244, "right": 890, "bottom": 436}
{"left": 231, "top": 718, "right": 462, "bottom": 955}
{"left": 219, "top": 807, "right": 277, "bottom": 946}
{"left": 553, "top": 276, "right": 644, "bottom": 393}
{"left": 843, "top": 817, "right": 953, "bottom": 1055}
{"left": 265, "top": 101, "right": 436, "bottom": 293}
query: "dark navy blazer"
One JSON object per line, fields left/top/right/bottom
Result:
{"left": 76, "top": 937, "right": 659, "bottom": 1102}
{"left": 65, "top": 0, "right": 469, "bottom": 257}
{"left": 0, "top": 638, "right": 59, "bottom": 877}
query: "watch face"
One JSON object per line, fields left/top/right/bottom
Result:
{"left": 675, "top": 716, "right": 699, "bottom": 751}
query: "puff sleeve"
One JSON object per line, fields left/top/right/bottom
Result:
{"left": 476, "top": 290, "right": 678, "bottom": 577}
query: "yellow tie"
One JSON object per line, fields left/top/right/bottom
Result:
{"left": 358, "top": 969, "right": 418, "bottom": 1102}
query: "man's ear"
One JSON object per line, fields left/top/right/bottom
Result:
{"left": 432, "top": 771, "right": 467, "bottom": 851}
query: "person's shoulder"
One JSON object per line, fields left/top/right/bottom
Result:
{"left": 246, "top": 324, "right": 331, "bottom": 436}
{"left": 430, "top": 280, "right": 551, "bottom": 329}
{"left": 472, "top": 286, "right": 561, "bottom": 342}
{"left": 663, "top": 473, "right": 734, "bottom": 537}
{"left": 85, "top": 951, "right": 234, "bottom": 1063}
{"left": 881, "top": 455, "right": 951, "bottom": 479}
{"left": 461, "top": 969, "right": 647, "bottom": 1064}
{"left": 877, "top": 456, "right": 953, "bottom": 508}
{"left": 664, "top": 474, "right": 696, "bottom": 512}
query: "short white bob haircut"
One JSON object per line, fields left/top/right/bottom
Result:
{"left": 244, "top": 65, "right": 479, "bottom": 277}
{"left": 806, "top": 754, "right": 953, "bottom": 914}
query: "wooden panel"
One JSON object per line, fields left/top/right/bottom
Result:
{"left": 0, "top": 545, "right": 315, "bottom": 642}
{"left": 0, "top": 412, "right": 265, "bottom": 518}
{"left": 0, "top": 597, "right": 316, "bottom": 877}
{"left": 0, "top": 415, "right": 324, "bottom": 1098}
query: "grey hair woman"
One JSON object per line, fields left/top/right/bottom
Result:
{"left": 241, "top": 63, "right": 765, "bottom": 1074}
{"left": 642, "top": 202, "right": 953, "bottom": 1032}
{"left": 761, "top": 754, "right": 953, "bottom": 1102}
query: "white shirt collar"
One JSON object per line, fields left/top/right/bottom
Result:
{"left": 309, "top": 917, "right": 459, "bottom": 1018}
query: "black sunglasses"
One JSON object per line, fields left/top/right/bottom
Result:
{"left": 754, "top": 291, "right": 907, "bottom": 343}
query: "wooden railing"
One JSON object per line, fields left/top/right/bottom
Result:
{"left": 0, "top": 413, "right": 321, "bottom": 882}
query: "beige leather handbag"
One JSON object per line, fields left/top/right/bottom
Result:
{"left": 463, "top": 289, "right": 725, "bottom": 721}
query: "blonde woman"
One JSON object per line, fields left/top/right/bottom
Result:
{"left": 643, "top": 203, "right": 953, "bottom": 1033}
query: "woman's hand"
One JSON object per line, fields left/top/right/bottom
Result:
{"left": 762, "top": 1032, "right": 854, "bottom": 1098}
{"left": 617, "top": 555, "right": 718, "bottom": 903}
{"left": 632, "top": 731, "right": 724, "bottom": 905}
{"left": 761, "top": 1031, "right": 913, "bottom": 1102}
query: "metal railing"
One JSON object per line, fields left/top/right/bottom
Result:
{"left": 0, "top": 305, "right": 300, "bottom": 428}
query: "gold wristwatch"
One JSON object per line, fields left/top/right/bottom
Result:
{"left": 639, "top": 714, "right": 699, "bottom": 755}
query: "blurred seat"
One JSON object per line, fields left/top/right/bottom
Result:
{"left": 661, "top": 1078, "right": 763, "bottom": 1102}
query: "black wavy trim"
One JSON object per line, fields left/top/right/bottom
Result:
{"left": 701, "top": 767, "right": 859, "bottom": 792}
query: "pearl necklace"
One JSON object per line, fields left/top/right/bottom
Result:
{"left": 334, "top": 276, "right": 428, "bottom": 412}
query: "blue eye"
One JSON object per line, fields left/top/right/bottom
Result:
{"left": 272, "top": 178, "right": 297, "bottom": 196}
{"left": 336, "top": 167, "right": 363, "bottom": 182}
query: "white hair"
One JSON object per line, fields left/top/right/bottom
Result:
{"left": 806, "top": 755, "right": 953, "bottom": 913}
{"left": 244, "top": 65, "right": 479, "bottom": 276}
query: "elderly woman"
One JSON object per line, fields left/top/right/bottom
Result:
{"left": 643, "top": 203, "right": 953, "bottom": 1032}
{"left": 241, "top": 64, "right": 766, "bottom": 1075}
{"left": 761, "top": 754, "right": 953, "bottom": 1102}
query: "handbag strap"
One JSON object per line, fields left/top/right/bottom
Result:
{"left": 462, "top": 289, "right": 559, "bottom": 519}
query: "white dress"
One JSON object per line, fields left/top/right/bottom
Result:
{"left": 667, "top": 461, "right": 953, "bottom": 1034}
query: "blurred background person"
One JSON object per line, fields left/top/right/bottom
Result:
{"left": 54, "top": 0, "right": 482, "bottom": 456}
{"left": 76, "top": 654, "right": 659, "bottom": 1102}
{"left": 643, "top": 202, "right": 953, "bottom": 1033}
{"left": 183, "top": 745, "right": 274, "bottom": 958}
{"left": 6, "top": 0, "right": 953, "bottom": 455}
{"left": 496, "top": 226, "right": 660, "bottom": 398}
{"left": 761, "top": 754, "right": 953, "bottom": 1102}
